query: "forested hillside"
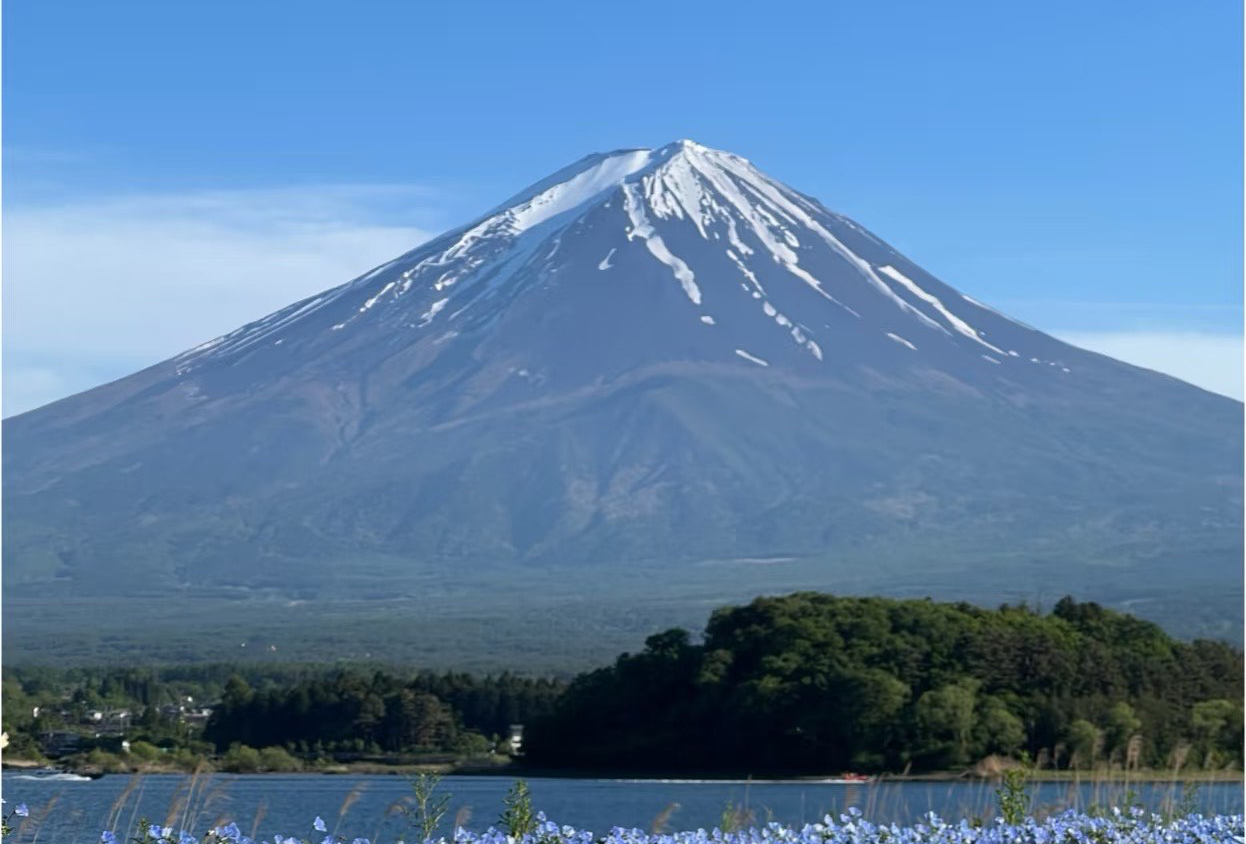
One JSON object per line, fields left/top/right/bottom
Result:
{"left": 526, "top": 594, "right": 1242, "bottom": 773}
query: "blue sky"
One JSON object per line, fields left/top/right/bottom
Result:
{"left": 4, "top": 0, "right": 1242, "bottom": 412}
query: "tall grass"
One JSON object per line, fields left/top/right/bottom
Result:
{"left": 4, "top": 767, "right": 1240, "bottom": 842}
{"left": 331, "top": 783, "right": 368, "bottom": 838}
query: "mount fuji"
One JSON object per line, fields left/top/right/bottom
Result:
{"left": 4, "top": 140, "right": 1241, "bottom": 662}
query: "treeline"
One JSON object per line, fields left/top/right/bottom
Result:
{"left": 4, "top": 662, "right": 398, "bottom": 719}
{"left": 524, "top": 594, "right": 1243, "bottom": 774}
{"left": 204, "top": 670, "right": 563, "bottom": 755}
{"left": 6, "top": 594, "right": 1241, "bottom": 775}
{"left": 1, "top": 663, "right": 563, "bottom": 763}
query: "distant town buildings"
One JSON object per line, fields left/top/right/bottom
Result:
{"left": 40, "top": 731, "right": 82, "bottom": 756}
{"left": 34, "top": 701, "right": 215, "bottom": 757}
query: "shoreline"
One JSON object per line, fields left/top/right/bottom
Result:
{"left": 3, "top": 758, "right": 1241, "bottom": 784}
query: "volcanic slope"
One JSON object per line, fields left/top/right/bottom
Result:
{"left": 5, "top": 140, "right": 1240, "bottom": 661}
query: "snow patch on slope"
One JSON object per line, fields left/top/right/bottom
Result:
{"left": 419, "top": 298, "right": 449, "bottom": 326}
{"left": 735, "top": 349, "right": 769, "bottom": 367}
{"left": 622, "top": 183, "right": 702, "bottom": 305}
{"left": 506, "top": 150, "right": 652, "bottom": 234}
{"left": 877, "top": 265, "right": 1006, "bottom": 355}
{"left": 674, "top": 147, "right": 857, "bottom": 317}
{"left": 683, "top": 147, "right": 932, "bottom": 327}
{"left": 887, "top": 333, "right": 917, "bottom": 351}
{"left": 361, "top": 282, "right": 397, "bottom": 312}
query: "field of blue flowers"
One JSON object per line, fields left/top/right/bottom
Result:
{"left": 5, "top": 806, "right": 1243, "bottom": 844}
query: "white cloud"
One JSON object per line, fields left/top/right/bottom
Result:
{"left": 1056, "top": 330, "right": 1243, "bottom": 400}
{"left": 4, "top": 364, "right": 71, "bottom": 414}
{"left": 3, "top": 185, "right": 439, "bottom": 415}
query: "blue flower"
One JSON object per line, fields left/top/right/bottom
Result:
{"left": 314, "top": 817, "right": 327, "bottom": 833}
{"left": 90, "top": 808, "right": 1246, "bottom": 844}
{"left": 14, "top": 805, "right": 28, "bottom": 818}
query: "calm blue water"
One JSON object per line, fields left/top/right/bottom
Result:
{"left": 1, "top": 772, "right": 1241, "bottom": 843}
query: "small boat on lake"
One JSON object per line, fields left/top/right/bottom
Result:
{"left": 816, "top": 773, "right": 873, "bottom": 784}
{"left": 5, "top": 767, "right": 94, "bottom": 782}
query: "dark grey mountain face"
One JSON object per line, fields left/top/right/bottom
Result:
{"left": 4, "top": 140, "right": 1241, "bottom": 661}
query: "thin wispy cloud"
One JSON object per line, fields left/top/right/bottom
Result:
{"left": 3, "top": 184, "right": 439, "bottom": 414}
{"left": 997, "top": 298, "right": 1242, "bottom": 334}
{"left": 1055, "top": 330, "right": 1243, "bottom": 400}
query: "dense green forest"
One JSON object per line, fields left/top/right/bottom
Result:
{"left": 525, "top": 594, "right": 1243, "bottom": 774}
{"left": 4, "top": 594, "right": 1241, "bottom": 775}
{"left": 204, "top": 671, "right": 562, "bottom": 755}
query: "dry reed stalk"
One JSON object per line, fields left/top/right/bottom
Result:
{"left": 163, "top": 794, "right": 188, "bottom": 832}
{"left": 1170, "top": 741, "right": 1191, "bottom": 773}
{"left": 375, "top": 792, "right": 416, "bottom": 844}
{"left": 650, "top": 802, "right": 680, "bottom": 834}
{"left": 386, "top": 796, "right": 413, "bottom": 816}
{"left": 842, "top": 784, "right": 859, "bottom": 816}
{"left": 123, "top": 777, "right": 149, "bottom": 844}
{"left": 106, "top": 775, "right": 141, "bottom": 832}
{"left": 861, "top": 780, "right": 875, "bottom": 821}
{"left": 161, "top": 797, "right": 185, "bottom": 832}
{"left": 250, "top": 798, "right": 268, "bottom": 842}
{"left": 190, "top": 779, "right": 231, "bottom": 835}
{"left": 332, "top": 782, "right": 368, "bottom": 837}
{"left": 179, "top": 763, "right": 209, "bottom": 834}
{"left": 27, "top": 794, "right": 59, "bottom": 844}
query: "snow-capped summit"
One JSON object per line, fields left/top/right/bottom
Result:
{"left": 5, "top": 141, "right": 1241, "bottom": 653}
{"left": 173, "top": 139, "right": 1074, "bottom": 396}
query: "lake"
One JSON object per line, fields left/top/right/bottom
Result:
{"left": 2, "top": 772, "right": 1242, "bottom": 843}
